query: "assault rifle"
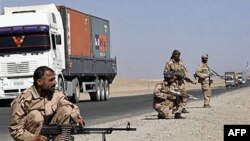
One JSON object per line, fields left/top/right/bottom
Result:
{"left": 160, "top": 90, "right": 199, "bottom": 105}
{"left": 174, "top": 74, "right": 196, "bottom": 84}
{"left": 41, "top": 122, "right": 136, "bottom": 141}
{"left": 170, "top": 90, "right": 199, "bottom": 100}
{"left": 208, "top": 67, "right": 225, "bottom": 79}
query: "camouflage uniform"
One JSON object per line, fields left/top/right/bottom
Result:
{"left": 153, "top": 81, "right": 183, "bottom": 119}
{"left": 9, "top": 86, "right": 83, "bottom": 141}
{"left": 195, "top": 54, "right": 212, "bottom": 107}
{"left": 164, "top": 58, "right": 190, "bottom": 111}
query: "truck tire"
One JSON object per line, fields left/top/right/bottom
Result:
{"left": 104, "top": 80, "right": 110, "bottom": 100}
{"left": 72, "top": 78, "right": 80, "bottom": 103}
{"left": 100, "top": 79, "right": 105, "bottom": 101}
{"left": 90, "top": 79, "right": 101, "bottom": 101}
{"left": 58, "top": 77, "right": 65, "bottom": 93}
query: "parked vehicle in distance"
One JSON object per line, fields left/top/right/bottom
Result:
{"left": 242, "top": 78, "right": 246, "bottom": 84}
{"left": 236, "top": 72, "right": 243, "bottom": 84}
{"left": 225, "top": 72, "right": 238, "bottom": 87}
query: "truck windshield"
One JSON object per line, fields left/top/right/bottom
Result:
{"left": 226, "top": 76, "right": 233, "bottom": 80}
{"left": 0, "top": 25, "right": 50, "bottom": 55}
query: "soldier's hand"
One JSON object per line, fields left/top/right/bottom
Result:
{"left": 32, "top": 134, "right": 48, "bottom": 141}
{"left": 167, "top": 95, "right": 174, "bottom": 100}
{"left": 72, "top": 117, "right": 85, "bottom": 128}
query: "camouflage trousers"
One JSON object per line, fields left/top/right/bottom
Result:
{"left": 156, "top": 100, "right": 183, "bottom": 119}
{"left": 201, "top": 83, "right": 211, "bottom": 105}
{"left": 180, "top": 93, "right": 188, "bottom": 109}
{"left": 178, "top": 83, "right": 188, "bottom": 109}
{"left": 24, "top": 105, "right": 73, "bottom": 141}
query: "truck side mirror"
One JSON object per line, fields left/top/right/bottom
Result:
{"left": 56, "top": 35, "right": 62, "bottom": 45}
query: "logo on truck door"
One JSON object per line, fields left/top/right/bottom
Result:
{"left": 12, "top": 36, "right": 25, "bottom": 47}
{"left": 95, "top": 34, "right": 107, "bottom": 52}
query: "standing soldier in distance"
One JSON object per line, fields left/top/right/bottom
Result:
{"left": 153, "top": 71, "right": 185, "bottom": 119}
{"left": 195, "top": 54, "right": 212, "bottom": 108}
{"left": 163, "top": 50, "right": 195, "bottom": 113}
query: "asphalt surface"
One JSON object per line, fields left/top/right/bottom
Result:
{"left": 0, "top": 82, "right": 248, "bottom": 140}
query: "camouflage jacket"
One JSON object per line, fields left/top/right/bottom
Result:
{"left": 153, "top": 81, "right": 179, "bottom": 109}
{"left": 164, "top": 59, "right": 190, "bottom": 81}
{"left": 9, "top": 86, "right": 83, "bottom": 141}
{"left": 195, "top": 62, "right": 211, "bottom": 84}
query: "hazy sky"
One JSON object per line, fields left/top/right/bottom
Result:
{"left": 1, "top": 0, "right": 250, "bottom": 79}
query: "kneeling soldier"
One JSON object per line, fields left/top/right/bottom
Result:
{"left": 153, "top": 71, "right": 185, "bottom": 119}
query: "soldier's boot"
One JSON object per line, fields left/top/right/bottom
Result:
{"left": 203, "top": 104, "right": 211, "bottom": 108}
{"left": 174, "top": 113, "right": 185, "bottom": 119}
{"left": 158, "top": 112, "right": 165, "bottom": 119}
{"left": 181, "top": 108, "right": 189, "bottom": 113}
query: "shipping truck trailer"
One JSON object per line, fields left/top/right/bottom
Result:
{"left": 0, "top": 4, "right": 117, "bottom": 102}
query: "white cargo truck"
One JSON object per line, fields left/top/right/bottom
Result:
{"left": 0, "top": 4, "right": 117, "bottom": 102}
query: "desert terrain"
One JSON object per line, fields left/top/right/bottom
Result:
{"left": 75, "top": 78, "right": 250, "bottom": 141}
{"left": 81, "top": 77, "right": 226, "bottom": 100}
{"left": 110, "top": 77, "right": 225, "bottom": 96}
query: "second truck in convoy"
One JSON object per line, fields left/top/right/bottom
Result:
{"left": 224, "top": 72, "right": 238, "bottom": 87}
{"left": 0, "top": 4, "right": 117, "bottom": 102}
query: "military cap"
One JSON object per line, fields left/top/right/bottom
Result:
{"left": 201, "top": 54, "right": 208, "bottom": 59}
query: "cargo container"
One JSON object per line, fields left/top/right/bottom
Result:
{"left": 0, "top": 4, "right": 117, "bottom": 102}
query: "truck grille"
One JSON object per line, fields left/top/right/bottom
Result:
{"left": 0, "top": 61, "right": 37, "bottom": 75}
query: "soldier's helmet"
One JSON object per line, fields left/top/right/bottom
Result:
{"left": 201, "top": 54, "right": 208, "bottom": 59}
{"left": 163, "top": 71, "right": 174, "bottom": 80}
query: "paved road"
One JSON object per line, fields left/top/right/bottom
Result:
{"left": 0, "top": 82, "right": 248, "bottom": 140}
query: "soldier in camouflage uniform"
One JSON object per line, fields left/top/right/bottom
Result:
{"left": 163, "top": 50, "right": 195, "bottom": 113}
{"left": 9, "top": 66, "right": 84, "bottom": 141}
{"left": 153, "top": 71, "right": 185, "bottom": 119}
{"left": 195, "top": 54, "right": 212, "bottom": 108}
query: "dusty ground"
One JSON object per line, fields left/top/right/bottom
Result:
{"left": 75, "top": 80, "right": 250, "bottom": 141}
{"left": 73, "top": 77, "right": 250, "bottom": 141}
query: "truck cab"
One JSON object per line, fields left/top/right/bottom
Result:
{"left": 0, "top": 4, "right": 117, "bottom": 102}
{"left": 0, "top": 4, "right": 64, "bottom": 100}
{"left": 224, "top": 72, "right": 238, "bottom": 88}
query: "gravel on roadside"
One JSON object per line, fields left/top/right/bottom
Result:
{"left": 75, "top": 87, "right": 250, "bottom": 141}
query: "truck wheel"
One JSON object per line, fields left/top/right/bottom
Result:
{"left": 58, "top": 77, "right": 65, "bottom": 93}
{"left": 90, "top": 79, "right": 101, "bottom": 101}
{"left": 72, "top": 78, "right": 80, "bottom": 103}
{"left": 100, "top": 79, "right": 105, "bottom": 101}
{"left": 104, "top": 80, "right": 110, "bottom": 100}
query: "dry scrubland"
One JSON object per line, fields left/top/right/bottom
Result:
{"left": 109, "top": 77, "right": 225, "bottom": 97}
{"left": 76, "top": 78, "right": 250, "bottom": 141}
{"left": 81, "top": 77, "right": 225, "bottom": 100}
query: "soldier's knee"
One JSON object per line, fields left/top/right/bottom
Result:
{"left": 28, "top": 110, "right": 44, "bottom": 124}
{"left": 58, "top": 105, "right": 72, "bottom": 117}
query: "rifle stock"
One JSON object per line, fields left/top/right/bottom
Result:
{"left": 41, "top": 122, "right": 136, "bottom": 141}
